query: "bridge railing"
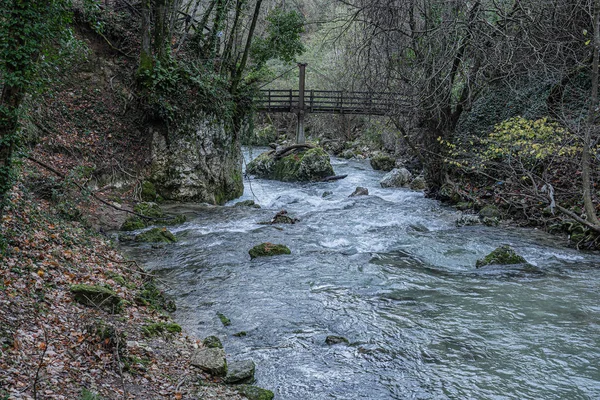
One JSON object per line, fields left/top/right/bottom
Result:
{"left": 256, "top": 89, "right": 407, "bottom": 115}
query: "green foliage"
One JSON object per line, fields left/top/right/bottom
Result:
{"left": 251, "top": 8, "right": 305, "bottom": 67}
{"left": 483, "top": 117, "right": 578, "bottom": 162}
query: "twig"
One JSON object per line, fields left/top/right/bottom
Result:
{"left": 32, "top": 321, "right": 49, "bottom": 400}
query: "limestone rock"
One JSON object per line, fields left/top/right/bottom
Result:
{"left": 235, "top": 385, "right": 274, "bottom": 400}
{"left": 224, "top": 360, "right": 256, "bottom": 384}
{"left": 246, "top": 147, "right": 334, "bottom": 182}
{"left": 326, "top": 335, "right": 349, "bottom": 345}
{"left": 370, "top": 152, "right": 396, "bottom": 171}
{"left": 71, "top": 284, "right": 121, "bottom": 312}
{"left": 191, "top": 347, "right": 227, "bottom": 377}
{"left": 150, "top": 115, "right": 243, "bottom": 204}
{"left": 349, "top": 187, "right": 369, "bottom": 197}
{"left": 380, "top": 168, "right": 413, "bottom": 188}
{"left": 249, "top": 243, "right": 291, "bottom": 259}
{"left": 476, "top": 245, "right": 528, "bottom": 268}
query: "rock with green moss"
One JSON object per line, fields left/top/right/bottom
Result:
{"left": 135, "top": 280, "right": 176, "bottom": 312}
{"left": 409, "top": 176, "right": 427, "bottom": 191}
{"left": 134, "top": 202, "right": 164, "bottom": 218}
{"left": 217, "top": 312, "right": 231, "bottom": 326}
{"left": 479, "top": 205, "right": 502, "bottom": 219}
{"left": 141, "top": 322, "right": 182, "bottom": 337}
{"left": 224, "top": 360, "right": 256, "bottom": 384}
{"left": 203, "top": 336, "right": 223, "bottom": 349}
{"left": 246, "top": 147, "right": 334, "bottom": 182}
{"left": 326, "top": 335, "right": 349, "bottom": 345}
{"left": 135, "top": 228, "right": 177, "bottom": 243}
{"left": 370, "top": 152, "right": 396, "bottom": 171}
{"left": 120, "top": 217, "right": 146, "bottom": 231}
{"left": 235, "top": 385, "right": 274, "bottom": 400}
{"left": 249, "top": 243, "right": 291, "bottom": 259}
{"left": 141, "top": 181, "right": 158, "bottom": 202}
{"left": 234, "top": 200, "right": 261, "bottom": 208}
{"left": 71, "top": 284, "right": 121, "bottom": 312}
{"left": 476, "top": 245, "right": 528, "bottom": 268}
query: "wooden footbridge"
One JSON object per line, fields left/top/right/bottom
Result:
{"left": 255, "top": 64, "right": 405, "bottom": 144}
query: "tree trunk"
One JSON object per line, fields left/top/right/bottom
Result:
{"left": 231, "top": 0, "right": 263, "bottom": 94}
{"left": 139, "top": 0, "right": 153, "bottom": 73}
{"left": 582, "top": 0, "right": 600, "bottom": 225}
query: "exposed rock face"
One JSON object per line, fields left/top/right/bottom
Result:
{"left": 370, "top": 152, "right": 396, "bottom": 171}
{"left": 380, "top": 168, "right": 413, "bottom": 188}
{"left": 246, "top": 147, "right": 334, "bottom": 182}
{"left": 249, "top": 243, "right": 291, "bottom": 259}
{"left": 349, "top": 187, "right": 369, "bottom": 197}
{"left": 224, "top": 360, "right": 256, "bottom": 384}
{"left": 476, "top": 245, "right": 528, "bottom": 268}
{"left": 191, "top": 347, "right": 227, "bottom": 377}
{"left": 150, "top": 114, "right": 243, "bottom": 204}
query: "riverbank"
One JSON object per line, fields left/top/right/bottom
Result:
{"left": 0, "top": 180, "right": 247, "bottom": 399}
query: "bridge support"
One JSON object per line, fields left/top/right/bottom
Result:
{"left": 296, "top": 63, "right": 307, "bottom": 144}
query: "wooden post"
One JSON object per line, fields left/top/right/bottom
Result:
{"left": 296, "top": 63, "right": 307, "bottom": 144}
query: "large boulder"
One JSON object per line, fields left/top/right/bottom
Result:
{"left": 380, "top": 168, "right": 413, "bottom": 188}
{"left": 476, "top": 245, "right": 528, "bottom": 268}
{"left": 349, "top": 187, "right": 369, "bottom": 197}
{"left": 191, "top": 347, "right": 227, "bottom": 376}
{"left": 150, "top": 113, "right": 243, "bottom": 204}
{"left": 246, "top": 147, "right": 334, "bottom": 182}
{"left": 224, "top": 360, "right": 256, "bottom": 384}
{"left": 370, "top": 152, "right": 396, "bottom": 171}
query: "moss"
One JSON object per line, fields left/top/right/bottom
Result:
{"left": 370, "top": 152, "right": 395, "bottom": 171}
{"left": 217, "top": 312, "right": 231, "bottom": 326}
{"left": 141, "top": 322, "right": 182, "bottom": 337}
{"left": 246, "top": 147, "right": 334, "bottom": 182}
{"left": 71, "top": 284, "right": 121, "bottom": 312}
{"left": 135, "top": 280, "right": 176, "bottom": 312}
{"left": 135, "top": 227, "right": 177, "bottom": 243}
{"left": 249, "top": 243, "right": 291, "bottom": 259}
{"left": 141, "top": 181, "right": 157, "bottom": 202}
{"left": 476, "top": 245, "right": 528, "bottom": 268}
{"left": 233, "top": 331, "right": 247, "bottom": 337}
{"left": 235, "top": 385, "right": 274, "bottom": 400}
{"left": 120, "top": 217, "right": 147, "bottom": 231}
{"left": 203, "top": 335, "right": 223, "bottom": 349}
{"left": 106, "top": 272, "right": 127, "bottom": 287}
{"left": 133, "top": 202, "right": 164, "bottom": 218}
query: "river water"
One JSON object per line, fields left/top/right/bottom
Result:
{"left": 126, "top": 148, "right": 600, "bottom": 399}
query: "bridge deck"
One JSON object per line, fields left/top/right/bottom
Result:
{"left": 256, "top": 89, "right": 407, "bottom": 116}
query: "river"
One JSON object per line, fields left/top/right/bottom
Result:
{"left": 126, "top": 148, "right": 600, "bottom": 399}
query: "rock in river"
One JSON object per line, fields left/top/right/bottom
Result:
{"left": 326, "top": 335, "right": 350, "bottom": 345}
{"left": 191, "top": 347, "right": 227, "bottom": 377}
{"left": 249, "top": 243, "right": 291, "bottom": 259}
{"left": 370, "top": 152, "right": 396, "bottom": 171}
{"left": 380, "top": 168, "right": 413, "bottom": 188}
{"left": 476, "top": 245, "right": 528, "bottom": 268}
{"left": 246, "top": 146, "right": 334, "bottom": 182}
{"left": 349, "top": 187, "right": 369, "bottom": 197}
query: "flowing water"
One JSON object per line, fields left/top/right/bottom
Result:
{"left": 125, "top": 148, "right": 600, "bottom": 399}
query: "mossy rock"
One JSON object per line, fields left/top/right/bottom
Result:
{"left": 134, "top": 202, "right": 165, "bottom": 218}
{"left": 141, "top": 322, "right": 182, "bottom": 337}
{"left": 246, "top": 147, "right": 334, "bottom": 182}
{"left": 249, "top": 243, "right": 291, "bottom": 259}
{"left": 235, "top": 385, "right": 274, "bottom": 400}
{"left": 71, "top": 284, "right": 121, "bottom": 312}
{"left": 476, "top": 245, "right": 528, "bottom": 268}
{"left": 120, "top": 217, "right": 146, "bottom": 231}
{"left": 217, "top": 312, "right": 231, "bottom": 326}
{"left": 234, "top": 200, "right": 261, "bottom": 208}
{"left": 325, "top": 335, "right": 349, "bottom": 345}
{"left": 135, "top": 280, "right": 176, "bottom": 312}
{"left": 203, "top": 336, "right": 223, "bottom": 349}
{"left": 370, "top": 152, "right": 396, "bottom": 171}
{"left": 141, "top": 181, "right": 158, "bottom": 202}
{"left": 135, "top": 228, "right": 177, "bottom": 243}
